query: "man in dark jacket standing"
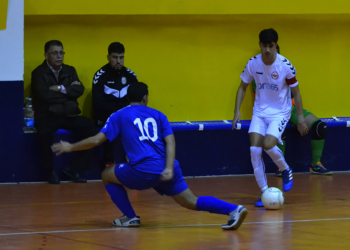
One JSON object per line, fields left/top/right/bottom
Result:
{"left": 32, "top": 40, "right": 98, "bottom": 184}
{"left": 92, "top": 42, "right": 138, "bottom": 167}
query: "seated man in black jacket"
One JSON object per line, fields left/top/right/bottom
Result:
{"left": 92, "top": 42, "right": 138, "bottom": 167}
{"left": 31, "top": 40, "right": 98, "bottom": 184}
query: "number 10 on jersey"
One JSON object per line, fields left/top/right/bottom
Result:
{"left": 134, "top": 118, "right": 158, "bottom": 142}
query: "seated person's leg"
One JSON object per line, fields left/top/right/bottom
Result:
{"left": 35, "top": 117, "right": 60, "bottom": 184}
{"left": 289, "top": 107, "right": 331, "bottom": 173}
{"left": 63, "top": 150, "right": 89, "bottom": 183}
{"left": 111, "top": 135, "right": 127, "bottom": 165}
{"left": 305, "top": 114, "right": 331, "bottom": 174}
{"left": 97, "top": 122, "right": 116, "bottom": 167}
{"left": 62, "top": 116, "right": 99, "bottom": 182}
{"left": 98, "top": 123, "right": 126, "bottom": 167}
{"left": 103, "top": 140, "right": 115, "bottom": 167}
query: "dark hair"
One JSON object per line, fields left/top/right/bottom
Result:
{"left": 259, "top": 28, "right": 278, "bottom": 44}
{"left": 276, "top": 44, "right": 280, "bottom": 54}
{"left": 127, "top": 82, "right": 148, "bottom": 102}
{"left": 108, "top": 42, "right": 125, "bottom": 55}
{"left": 45, "top": 40, "right": 63, "bottom": 53}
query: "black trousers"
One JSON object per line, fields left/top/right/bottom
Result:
{"left": 98, "top": 126, "right": 126, "bottom": 164}
{"left": 35, "top": 115, "right": 99, "bottom": 173}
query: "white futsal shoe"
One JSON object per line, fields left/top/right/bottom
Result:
{"left": 112, "top": 215, "right": 140, "bottom": 227}
{"left": 221, "top": 205, "right": 248, "bottom": 230}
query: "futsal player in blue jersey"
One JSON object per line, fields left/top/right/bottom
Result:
{"left": 52, "top": 82, "right": 248, "bottom": 230}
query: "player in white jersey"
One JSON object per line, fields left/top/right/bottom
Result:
{"left": 232, "top": 28, "right": 308, "bottom": 207}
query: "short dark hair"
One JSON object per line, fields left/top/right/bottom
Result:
{"left": 45, "top": 40, "right": 63, "bottom": 53}
{"left": 259, "top": 28, "right": 278, "bottom": 44}
{"left": 276, "top": 44, "right": 280, "bottom": 53}
{"left": 127, "top": 82, "right": 148, "bottom": 102}
{"left": 108, "top": 42, "right": 125, "bottom": 55}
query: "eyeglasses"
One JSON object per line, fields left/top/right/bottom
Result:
{"left": 49, "top": 51, "right": 65, "bottom": 56}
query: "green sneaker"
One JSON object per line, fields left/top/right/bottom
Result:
{"left": 310, "top": 162, "right": 333, "bottom": 175}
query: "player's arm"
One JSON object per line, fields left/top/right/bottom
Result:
{"left": 160, "top": 134, "right": 176, "bottom": 182}
{"left": 51, "top": 132, "right": 108, "bottom": 156}
{"left": 290, "top": 86, "right": 309, "bottom": 136}
{"left": 232, "top": 80, "right": 249, "bottom": 129}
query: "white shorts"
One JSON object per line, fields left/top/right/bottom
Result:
{"left": 248, "top": 114, "right": 290, "bottom": 144}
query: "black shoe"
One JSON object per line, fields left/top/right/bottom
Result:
{"left": 48, "top": 171, "right": 60, "bottom": 184}
{"left": 63, "top": 168, "right": 87, "bottom": 183}
{"left": 275, "top": 169, "right": 282, "bottom": 177}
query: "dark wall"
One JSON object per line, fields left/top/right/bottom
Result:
{"left": 0, "top": 81, "right": 24, "bottom": 183}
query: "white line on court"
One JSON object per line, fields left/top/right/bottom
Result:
{"left": 0, "top": 217, "right": 349, "bottom": 237}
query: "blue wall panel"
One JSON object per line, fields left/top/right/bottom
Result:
{"left": 0, "top": 81, "right": 24, "bottom": 182}
{"left": 175, "top": 127, "right": 350, "bottom": 177}
{"left": 0, "top": 81, "right": 348, "bottom": 183}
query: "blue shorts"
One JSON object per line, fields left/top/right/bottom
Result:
{"left": 114, "top": 161, "right": 188, "bottom": 196}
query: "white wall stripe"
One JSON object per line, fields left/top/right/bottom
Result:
{"left": 0, "top": 0, "right": 24, "bottom": 81}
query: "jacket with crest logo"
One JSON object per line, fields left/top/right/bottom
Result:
{"left": 92, "top": 64, "right": 138, "bottom": 124}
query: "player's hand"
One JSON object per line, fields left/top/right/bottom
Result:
{"left": 71, "top": 81, "right": 81, "bottom": 85}
{"left": 297, "top": 122, "right": 309, "bottom": 136}
{"left": 160, "top": 168, "right": 174, "bottom": 182}
{"left": 51, "top": 140, "right": 73, "bottom": 156}
{"left": 232, "top": 112, "right": 241, "bottom": 130}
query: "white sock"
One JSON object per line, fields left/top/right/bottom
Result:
{"left": 261, "top": 185, "right": 268, "bottom": 193}
{"left": 264, "top": 146, "right": 290, "bottom": 171}
{"left": 250, "top": 146, "right": 267, "bottom": 189}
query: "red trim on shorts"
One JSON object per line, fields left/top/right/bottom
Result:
{"left": 286, "top": 77, "right": 297, "bottom": 85}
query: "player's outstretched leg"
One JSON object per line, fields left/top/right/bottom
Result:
{"left": 102, "top": 166, "right": 140, "bottom": 227}
{"left": 171, "top": 189, "right": 248, "bottom": 230}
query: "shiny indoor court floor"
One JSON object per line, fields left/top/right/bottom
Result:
{"left": 0, "top": 173, "right": 350, "bottom": 250}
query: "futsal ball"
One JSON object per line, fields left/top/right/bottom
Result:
{"left": 261, "top": 187, "right": 284, "bottom": 209}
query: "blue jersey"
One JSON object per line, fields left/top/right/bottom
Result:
{"left": 100, "top": 105, "right": 174, "bottom": 174}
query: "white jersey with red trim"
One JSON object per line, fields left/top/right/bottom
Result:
{"left": 240, "top": 53, "right": 298, "bottom": 118}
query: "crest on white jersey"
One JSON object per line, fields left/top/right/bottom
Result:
{"left": 121, "top": 77, "right": 127, "bottom": 85}
{"left": 271, "top": 71, "right": 279, "bottom": 80}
